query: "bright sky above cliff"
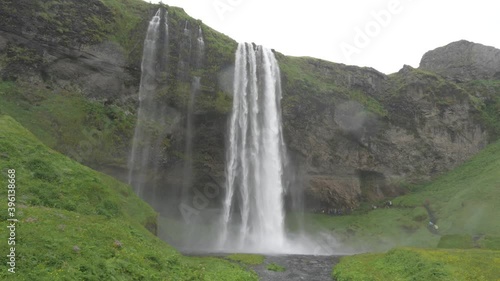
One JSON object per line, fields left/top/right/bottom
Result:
{"left": 147, "top": 0, "right": 500, "bottom": 74}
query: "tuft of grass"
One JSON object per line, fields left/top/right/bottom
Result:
{"left": 438, "top": 235, "right": 474, "bottom": 249}
{"left": 227, "top": 254, "right": 265, "bottom": 265}
{"left": 266, "top": 262, "right": 286, "bottom": 272}
{"left": 478, "top": 235, "right": 500, "bottom": 250}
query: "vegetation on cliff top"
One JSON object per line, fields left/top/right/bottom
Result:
{"left": 0, "top": 115, "right": 257, "bottom": 280}
{"left": 277, "top": 54, "right": 389, "bottom": 118}
{"left": 0, "top": 0, "right": 114, "bottom": 46}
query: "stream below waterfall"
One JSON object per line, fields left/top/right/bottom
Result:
{"left": 186, "top": 253, "right": 342, "bottom": 281}
{"left": 251, "top": 254, "right": 341, "bottom": 281}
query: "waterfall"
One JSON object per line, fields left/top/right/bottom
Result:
{"left": 127, "top": 8, "right": 169, "bottom": 198}
{"left": 182, "top": 77, "right": 200, "bottom": 195}
{"left": 196, "top": 26, "right": 205, "bottom": 68}
{"left": 181, "top": 26, "right": 205, "bottom": 201}
{"left": 183, "top": 20, "right": 189, "bottom": 35}
{"left": 220, "top": 42, "right": 288, "bottom": 253}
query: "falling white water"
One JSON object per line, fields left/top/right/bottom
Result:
{"left": 220, "top": 42, "right": 288, "bottom": 253}
{"left": 214, "top": 43, "right": 343, "bottom": 255}
{"left": 181, "top": 77, "right": 199, "bottom": 200}
{"left": 128, "top": 9, "right": 168, "bottom": 197}
{"left": 183, "top": 20, "right": 189, "bottom": 35}
{"left": 181, "top": 24, "right": 205, "bottom": 201}
{"left": 196, "top": 26, "right": 205, "bottom": 68}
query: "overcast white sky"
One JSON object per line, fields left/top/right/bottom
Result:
{"left": 147, "top": 0, "right": 500, "bottom": 74}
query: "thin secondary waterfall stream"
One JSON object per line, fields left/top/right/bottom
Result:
{"left": 220, "top": 42, "right": 288, "bottom": 252}
{"left": 182, "top": 26, "right": 204, "bottom": 201}
{"left": 127, "top": 9, "right": 168, "bottom": 198}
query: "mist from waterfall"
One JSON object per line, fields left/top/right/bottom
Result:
{"left": 127, "top": 8, "right": 169, "bottom": 198}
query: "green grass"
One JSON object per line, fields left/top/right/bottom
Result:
{"left": 333, "top": 248, "right": 500, "bottom": 281}
{"left": 0, "top": 79, "right": 135, "bottom": 167}
{"left": 0, "top": 115, "right": 257, "bottom": 280}
{"left": 227, "top": 254, "right": 265, "bottom": 265}
{"left": 478, "top": 235, "right": 500, "bottom": 250}
{"left": 0, "top": 115, "right": 146, "bottom": 222}
{"left": 394, "top": 139, "right": 500, "bottom": 236}
{"left": 320, "top": 138, "right": 500, "bottom": 279}
{"left": 99, "top": 0, "right": 150, "bottom": 52}
{"left": 295, "top": 207, "right": 440, "bottom": 252}
{"left": 266, "top": 263, "right": 286, "bottom": 272}
{"left": 437, "top": 235, "right": 475, "bottom": 249}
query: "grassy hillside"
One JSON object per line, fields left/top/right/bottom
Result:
{"left": 333, "top": 248, "right": 500, "bottom": 281}
{"left": 0, "top": 115, "right": 257, "bottom": 280}
{"left": 301, "top": 138, "right": 500, "bottom": 252}
{"left": 0, "top": 80, "right": 136, "bottom": 168}
{"left": 307, "top": 138, "right": 500, "bottom": 280}
{"left": 394, "top": 137, "right": 500, "bottom": 237}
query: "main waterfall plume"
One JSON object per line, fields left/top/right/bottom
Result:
{"left": 128, "top": 8, "right": 169, "bottom": 198}
{"left": 220, "top": 42, "right": 288, "bottom": 252}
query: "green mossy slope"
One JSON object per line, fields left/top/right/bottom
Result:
{"left": 323, "top": 138, "right": 500, "bottom": 280}
{"left": 0, "top": 80, "right": 136, "bottom": 168}
{"left": 0, "top": 115, "right": 257, "bottom": 280}
{"left": 302, "top": 138, "right": 500, "bottom": 252}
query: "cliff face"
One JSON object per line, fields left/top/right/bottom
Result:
{"left": 420, "top": 40, "right": 500, "bottom": 82}
{"left": 0, "top": 0, "right": 138, "bottom": 96}
{"left": 1, "top": 0, "right": 499, "bottom": 211}
{"left": 279, "top": 57, "right": 492, "bottom": 209}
